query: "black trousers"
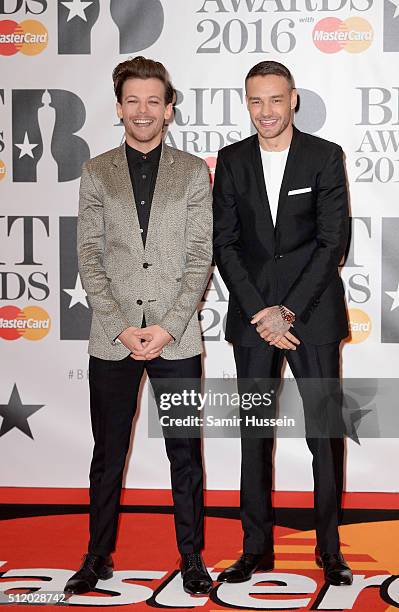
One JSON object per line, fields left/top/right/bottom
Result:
{"left": 234, "top": 340, "right": 344, "bottom": 555}
{"left": 87, "top": 353, "right": 204, "bottom": 556}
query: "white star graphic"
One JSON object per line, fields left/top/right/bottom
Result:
{"left": 15, "top": 132, "right": 38, "bottom": 159}
{"left": 61, "top": 0, "right": 93, "bottom": 22}
{"left": 389, "top": 0, "right": 399, "bottom": 19}
{"left": 63, "top": 274, "right": 89, "bottom": 309}
{"left": 386, "top": 282, "right": 399, "bottom": 312}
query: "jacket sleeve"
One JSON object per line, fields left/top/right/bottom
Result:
{"left": 77, "top": 162, "right": 130, "bottom": 343}
{"left": 213, "top": 152, "right": 265, "bottom": 320}
{"left": 282, "top": 145, "right": 349, "bottom": 319}
{"left": 160, "top": 160, "right": 213, "bottom": 342}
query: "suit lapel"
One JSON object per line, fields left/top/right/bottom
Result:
{"left": 251, "top": 136, "right": 275, "bottom": 233}
{"left": 111, "top": 144, "right": 144, "bottom": 256}
{"left": 275, "top": 126, "right": 301, "bottom": 231}
{"left": 144, "top": 143, "right": 174, "bottom": 256}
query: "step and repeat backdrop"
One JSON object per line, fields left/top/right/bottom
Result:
{"left": 1, "top": 0, "right": 398, "bottom": 492}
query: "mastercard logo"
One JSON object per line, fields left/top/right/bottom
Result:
{"left": 0, "top": 305, "right": 51, "bottom": 341}
{"left": 313, "top": 17, "right": 373, "bottom": 54}
{"left": 348, "top": 308, "right": 372, "bottom": 344}
{"left": 0, "top": 160, "right": 6, "bottom": 181}
{"left": 0, "top": 19, "right": 48, "bottom": 56}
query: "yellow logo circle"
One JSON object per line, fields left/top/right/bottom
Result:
{"left": 21, "top": 306, "right": 51, "bottom": 341}
{"left": 342, "top": 17, "right": 373, "bottom": 54}
{"left": 0, "top": 160, "right": 6, "bottom": 181}
{"left": 19, "top": 20, "right": 48, "bottom": 56}
{"left": 348, "top": 308, "right": 372, "bottom": 344}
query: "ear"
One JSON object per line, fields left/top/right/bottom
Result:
{"left": 245, "top": 95, "right": 249, "bottom": 111}
{"left": 290, "top": 88, "right": 298, "bottom": 111}
{"left": 116, "top": 101, "right": 123, "bottom": 121}
{"left": 164, "top": 102, "right": 173, "bottom": 122}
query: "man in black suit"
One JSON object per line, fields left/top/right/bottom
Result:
{"left": 213, "top": 61, "right": 352, "bottom": 586}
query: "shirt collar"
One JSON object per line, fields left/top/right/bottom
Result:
{"left": 125, "top": 141, "right": 162, "bottom": 165}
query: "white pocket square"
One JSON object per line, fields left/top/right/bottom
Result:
{"left": 288, "top": 187, "right": 312, "bottom": 195}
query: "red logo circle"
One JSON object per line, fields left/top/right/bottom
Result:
{"left": 313, "top": 17, "right": 345, "bottom": 54}
{"left": 0, "top": 305, "right": 26, "bottom": 340}
{"left": 0, "top": 20, "right": 24, "bottom": 56}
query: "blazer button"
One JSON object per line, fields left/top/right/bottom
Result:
{"left": 143, "top": 263, "right": 149, "bottom": 269}
{"left": 274, "top": 254, "right": 283, "bottom": 260}
{"left": 136, "top": 299, "right": 143, "bottom": 305}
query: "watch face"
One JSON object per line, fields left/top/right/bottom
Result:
{"left": 280, "top": 307, "right": 295, "bottom": 323}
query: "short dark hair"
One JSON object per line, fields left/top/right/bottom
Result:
{"left": 112, "top": 56, "right": 174, "bottom": 105}
{"left": 245, "top": 61, "right": 295, "bottom": 91}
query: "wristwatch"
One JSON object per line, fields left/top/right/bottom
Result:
{"left": 279, "top": 305, "right": 296, "bottom": 325}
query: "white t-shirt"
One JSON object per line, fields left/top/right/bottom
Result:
{"left": 260, "top": 146, "right": 290, "bottom": 226}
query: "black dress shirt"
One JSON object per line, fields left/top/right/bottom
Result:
{"left": 126, "top": 141, "right": 162, "bottom": 246}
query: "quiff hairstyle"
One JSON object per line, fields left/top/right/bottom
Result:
{"left": 112, "top": 56, "right": 174, "bottom": 105}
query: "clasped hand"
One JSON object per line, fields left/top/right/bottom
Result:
{"left": 118, "top": 325, "right": 173, "bottom": 360}
{"left": 251, "top": 305, "right": 300, "bottom": 350}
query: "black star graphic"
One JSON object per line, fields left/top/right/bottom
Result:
{"left": 342, "top": 402, "right": 373, "bottom": 445}
{"left": 0, "top": 384, "right": 44, "bottom": 439}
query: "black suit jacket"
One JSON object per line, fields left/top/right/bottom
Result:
{"left": 213, "top": 126, "right": 349, "bottom": 346}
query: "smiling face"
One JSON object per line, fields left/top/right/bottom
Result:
{"left": 116, "top": 77, "right": 173, "bottom": 152}
{"left": 246, "top": 74, "right": 297, "bottom": 151}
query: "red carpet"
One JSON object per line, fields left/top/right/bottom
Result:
{"left": 0, "top": 489, "right": 398, "bottom": 610}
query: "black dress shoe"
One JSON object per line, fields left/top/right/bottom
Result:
{"left": 217, "top": 552, "right": 274, "bottom": 583}
{"left": 316, "top": 550, "right": 353, "bottom": 586}
{"left": 181, "top": 552, "right": 213, "bottom": 595}
{"left": 64, "top": 553, "right": 113, "bottom": 594}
